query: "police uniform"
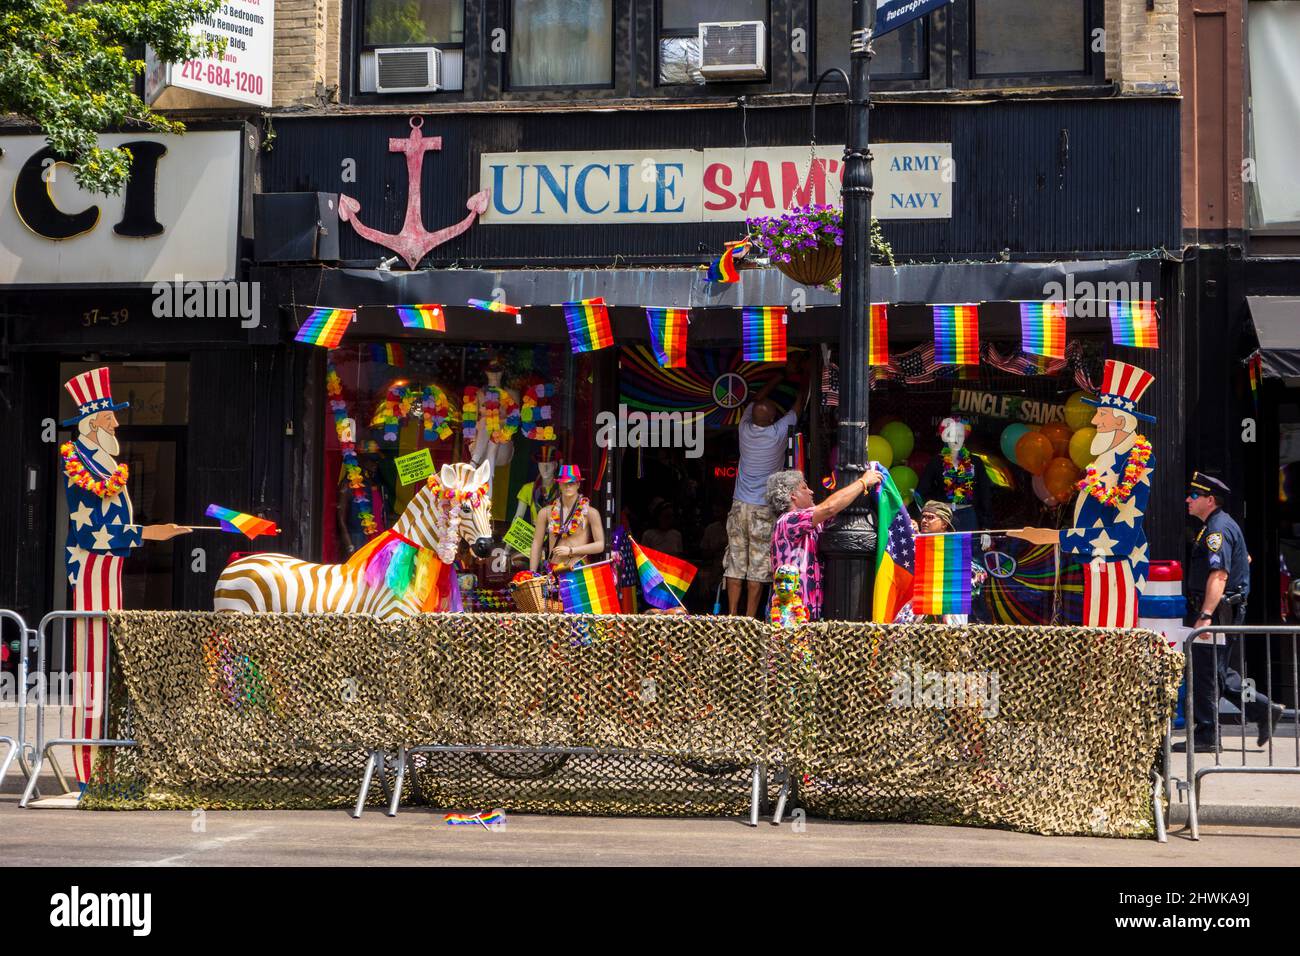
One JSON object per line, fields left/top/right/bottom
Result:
{"left": 1185, "top": 471, "right": 1277, "bottom": 744}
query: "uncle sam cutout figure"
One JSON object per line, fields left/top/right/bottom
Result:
{"left": 60, "top": 368, "right": 187, "bottom": 789}
{"left": 1012, "top": 360, "right": 1156, "bottom": 628}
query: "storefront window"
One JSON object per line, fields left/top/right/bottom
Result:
{"left": 1246, "top": 0, "right": 1300, "bottom": 228}
{"left": 364, "top": 0, "right": 464, "bottom": 46}
{"left": 509, "top": 0, "right": 614, "bottom": 88}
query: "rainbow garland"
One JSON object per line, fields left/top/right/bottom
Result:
{"left": 1078, "top": 434, "right": 1151, "bottom": 506}
{"left": 295, "top": 308, "right": 354, "bottom": 349}
{"left": 645, "top": 307, "right": 689, "bottom": 368}
{"left": 326, "top": 361, "right": 377, "bottom": 537}
{"left": 1019, "top": 301, "right": 1067, "bottom": 359}
{"left": 371, "top": 383, "right": 457, "bottom": 442}
{"left": 741, "top": 306, "right": 787, "bottom": 363}
{"left": 941, "top": 445, "right": 975, "bottom": 505}
{"left": 913, "top": 533, "right": 973, "bottom": 616}
{"left": 521, "top": 382, "right": 556, "bottom": 440}
{"left": 462, "top": 385, "right": 520, "bottom": 443}
{"left": 1108, "top": 300, "right": 1159, "bottom": 348}
{"left": 869, "top": 303, "right": 890, "bottom": 366}
{"left": 563, "top": 298, "right": 614, "bottom": 353}
{"left": 933, "top": 304, "right": 980, "bottom": 365}
{"left": 396, "top": 304, "right": 446, "bottom": 331}
{"left": 468, "top": 298, "right": 522, "bottom": 316}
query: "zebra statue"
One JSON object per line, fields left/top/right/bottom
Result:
{"left": 214, "top": 460, "right": 495, "bottom": 619}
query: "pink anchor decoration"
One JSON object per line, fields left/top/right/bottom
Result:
{"left": 339, "top": 116, "right": 491, "bottom": 270}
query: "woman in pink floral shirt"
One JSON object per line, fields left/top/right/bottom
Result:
{"left": 766, "top": 468, "right": 880, "bottom": 620}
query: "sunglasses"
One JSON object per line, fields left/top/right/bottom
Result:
{"left": 1187, "top": 492, "right": 1203, "bottom": 500}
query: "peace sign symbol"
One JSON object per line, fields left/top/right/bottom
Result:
{"left": 983, "top": 550, "right": 1018, "bottom": 579}
{"left": 713, "top": 372, "right": 748, "bottom": 409}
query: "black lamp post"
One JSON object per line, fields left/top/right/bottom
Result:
{"left": 820, "top": 0, "right": 877, "bottom": 621}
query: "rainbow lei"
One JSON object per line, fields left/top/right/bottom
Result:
{"left": 1077, "top": 435, "right": 1152, "bottom": 507}
{"left": 548, "top": 495, "right": 589, "bottom": 541}
{"left": 61, "top": 442, "right": 129, "bottom": 499}
{"left": 941, "top": 446, "right": 975, "bottom": 505}
{"left": 326, "top": 362, "right": 377, "bottom": 538}
{"left": 371, "top": 383, "right": 458, "bottom": 442}
{"left": 521, "top": 382, "right": 556, "bottom": 441}
{"left": 462, "top": 386, "right": 520, "bottom": 444}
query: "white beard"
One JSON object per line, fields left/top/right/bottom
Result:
{"left": 93, "top": 427, "right": 120, "bottom": 458}
{"left": 1090, "top": 429, "right": 1116, "bottom": 457}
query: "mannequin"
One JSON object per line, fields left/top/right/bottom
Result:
{"left": 515, "top": 445, "right": 561, "bottom": 524}
{"left": 918, "top": 416, "right": 991, "bottom": 532}
{"left": 466, "top": 357, "right": 518, "bottom": 472}
{"left": 530, "top": 465, "right": 605, "bottom": 572}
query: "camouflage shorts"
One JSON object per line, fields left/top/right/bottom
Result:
{"left": 723, "top": 501, "right": 775, "bottom": 583}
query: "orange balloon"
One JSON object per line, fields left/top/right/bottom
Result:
{"left": 1014, "top": 431, "right": 1054, "bottom": 476}
{"left": 1044, "top": 456, "right": 1081, "bottom": 503}
{"left": 1040, "top": 422, "right": 1073, "bottom": 458}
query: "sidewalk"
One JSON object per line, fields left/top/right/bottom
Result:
{"left": 1166, "top": 722, "right": 1300, "bottom": 827}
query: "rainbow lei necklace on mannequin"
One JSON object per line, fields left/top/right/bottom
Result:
{"left": 61, "top": 442, "right": 129, "bottom": 498}
{"left": 463, "top": 386, "right": 520, "bottom": 444}
{"left": 1077, "top": 435, "right": 1151, "bottom": 506}
{"left": 941, "top": 447, "right": 975, "bottom": 505}
{"left": 549, "top": 496, "right": 589, "bottom": 540}
{"left": 326, "top": 362, "right": 377, "bottom": 537}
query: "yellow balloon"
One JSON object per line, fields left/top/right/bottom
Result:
{"left": 867, "top": 434, "right": 894, "bottom": 470}
{"left": 1064, "top": 391, "right": 1095, "bottom": 431}
{"left": 1069, "top": 427, "right": 1097, "bottom": 470}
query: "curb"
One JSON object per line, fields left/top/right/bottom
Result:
{"left": 1168, "top": 803, "right": 1300, "bottom": 828}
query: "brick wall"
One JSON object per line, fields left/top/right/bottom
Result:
{"left": 1109, "top": 0, "right": 1181, "bottom": 94}
{"left": 272, "top": 0, "right": 336, "bottom": 107}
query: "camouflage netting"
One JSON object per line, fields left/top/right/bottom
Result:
{"left": 84, "top": 611, "right": 1181, "bottom": 836}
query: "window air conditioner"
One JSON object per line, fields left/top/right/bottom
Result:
{"left": 374, "top": 47, "right": 442, "bottom": 93}
{"left": 697, "top": 21, "right": 767, "bottom": 80}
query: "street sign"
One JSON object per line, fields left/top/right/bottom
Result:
{"left": 876, "top": 0, "right": 953, "bottom": 38}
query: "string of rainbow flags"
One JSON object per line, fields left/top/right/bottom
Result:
{"left": 294, "top": 297, "right": 1159, "bottom": 368}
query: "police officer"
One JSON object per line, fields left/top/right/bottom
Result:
{"left": 1180, "top": 471, "right": 1283, "bottom": 750}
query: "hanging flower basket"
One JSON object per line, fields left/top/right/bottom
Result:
{"left": 774, "top": 243, "right": 842, "bottom": 286}
{"left": 746, "top": 204, "right": 894, "bottom": 289}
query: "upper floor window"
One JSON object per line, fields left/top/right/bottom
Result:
{"left": 1247, "top": 0, "right": 1300, "bottom": 228}
{"left": 815, "top": 0, "right": 928, "bottom": 80}
{"left": 970, "top": 0, "right": 1087, "bottom": 76}
{"left": 510, "top": 0, "right": 614, "bottom": 88}
{"left": 364, "top": 0, "right": 464, "bottom": 46}
{"left": 658, "top": 0, "right": 769, "bottom": 86}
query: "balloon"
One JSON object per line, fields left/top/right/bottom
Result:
{"left": 867, "top": 434, "right": 894, "bottom": 469}
{"left": 1031, "top": 474, "right": 1056, "bottom": 505}
{"left": 890, "top": 465, "right": 919, "bottom": 502}
{"left": 973, "top": 452, "right": 1015, "bottom": 491}
{"left": 1044, "top": 457, "right": 1081, "bottom": 504}
{"left": 1040, "top": 422, "right": 1073, "bottom": 458}
{"left": 1068, "top": 427, "right": 1098, "bottom": 470}
{"left": 1000, "top": 423, "right": 1031, "bottom": 462}
{"left": 880, "top": 421, "right": 915, "bottom": 462}
{"left": 1014, "top": 431, "right": 1054, "bottom": 476}
{"left": 1065, "top": 391, "right": 1095, "bottom": 431}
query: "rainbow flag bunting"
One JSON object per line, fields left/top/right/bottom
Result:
{"left": 1019, "top": 301, "right": 1067, "bottom": 359}
{"left": 205, "top": 504, "right": 279, "bottom": 540}
{"left": 557, "top": 561, "right": 622, "bottom": 615}
{"left": 1108, "top": 300, "right": 1159, "bottom": 348}
{"left": 396, "top": 304, "right": 446, "bottom": 331}
{"left": 468, "top": 298, "right": 522, "bottom": 316}
{"left": 933, "top": 304, "right": 980, "bottom": 366}
{"left": 646, "top": 307, "right": 689, "bottom": 368}
{"left": 631, "top": 539, "right": 697, "bottom": 610}
{"left": 368, "top": 343, "right": 405, "bottom": 367}
{"left": 913, "top": 533, "right": 973, "bottom": 616}
{"left": 870, "top": 303, "right": 890, "bottom": 366}
{"left": 1248, "top": 353, "right": 1262, "bottom": 414}
{"left": 563, "top": 298, "right": 614, "bottom": 353}
{"left": 294, "top": 308, "right": 353, "bottom": 349}
{"left": 742, "top": 306, "right": 787, "bottom": 363}
{"left": 443, "top": 811, "right": 506, "bottom": 827}
{"left": 705, "top": 242, "right": 746, "bottom": 283}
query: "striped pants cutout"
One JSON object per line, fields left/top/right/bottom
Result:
{"left": 71, "top": 553, "right": 122, "bottom": 785}
{"left": 1083, "top": 559, "right": 1137, "bottom": 629}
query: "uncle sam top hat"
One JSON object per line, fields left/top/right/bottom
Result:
{"left": 62, "top": 367, "right": 130, "bottom": 427}
{"left": 1082, "top": 359, "right": 1156, "bottom": 423}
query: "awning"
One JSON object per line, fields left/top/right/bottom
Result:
{"left": 1247, "top": 296, "right": 1300, "bottom": 379}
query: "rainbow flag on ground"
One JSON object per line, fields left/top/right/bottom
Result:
{"left": 871, "top": 467, "right": 915, "bottom": 623}
{"left": 443, "top": 811, "right": 506, "bottom": 827}
{"left": 368, "top": 343, "right": 405, "bottom": 367}
{"left": 646, "top": 307, "right": 689, "bottom": 368}
{"left": 912, "top": 533, "right": 973, "bottom": 616}
{"left": 396, "top": 304, "right": 446, "bottom": 331}
{"left": 933, "top": 304, "right": 980, "bottom": 365}
{"left": 468, "top": 298, "right": 522, "bottom": 316}
{"left": 205, "top": 504, "right": 279, "bottom": 540}
{"left": 294, "top": 308, "right": 353, "bottom": 349}
{"left": 869, "top": 303, "right": 890, "bottom": 366}
{"left": 557, "top": 561, "right": 622, "bottom": 614}
{"left": 631, "top": 539, "right": 697, "bottom": 610}
{"left": 1109, "top": 300, "right": 1159, "bottom": 348}
{"left": 563, "top": 298, "right": 614, "bottom": 353}
{"left": 1019, "top": 301, "right": 1067, "bottom": 359}
{"left": 705, "top": 241, "right": 746, "bottom": 283}
{"left": 742, "top": 306, "right": 787, "bottom": 363}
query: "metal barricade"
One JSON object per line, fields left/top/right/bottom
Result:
{"left": 1179, "top": 625, "right": 1300, "bottom": 840}
{"left": 18, "top": 611, "right": 136, "bottom": 808}
{"left": 0, "top": 608, "right": 38, "bottom": 791}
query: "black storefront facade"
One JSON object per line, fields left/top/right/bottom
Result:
{"left": 247, "top": 97, "right": 1186, "bottom": 618}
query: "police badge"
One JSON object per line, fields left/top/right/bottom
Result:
{"left": 1206, "top": 532, "right": 1223, "bottom": 552}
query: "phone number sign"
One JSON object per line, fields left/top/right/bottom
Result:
{"left": 148, "top": 1, "right": 273, "bottom": 107}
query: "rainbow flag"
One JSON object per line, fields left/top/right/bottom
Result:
{"left": 1249, "top": 353, "right": 1262, "bottom": 413}
{"left": 443, "top": 811, "right": 506, "bottom": 827}
{"left": 871, "top": 468, "right": 915, "bottom": 623}
{"left": 468, "top": 298, "right": 522, "bottom": 316}
{"left": 563, "top": 298, "right": 614, "bottom": 353}
{"left": 294, "top": 308, "right": 353, "bottom": 349}
{"left": 557, "top": 561, "right": 622, "bottom": 615}
{"left": 742, "top": 306, "right": 787, "bottom": 363}
{"left": 913, "top": 533, "right": 973, "bottom": 616}
{"left": 869, "top": 303, "right": 890, "bottom": 366}
{"left": 1019, "top": 301, "right": 1067, "bottom": 359}
{"left": 646, "top": 307, "right": 689, "bottom": 368}
{"left": 368, "top": 343, "right": 405, "bottom": 367}
{"left": 1109, "top": 300, "right": 1159, "bottom": 348}
{"left": 933, "top": 305, "right": 980, "bottom": 365}
{"left": 631, "top": 539, "right": 697, "bottom": 610}
{"left": 396, "top": 304, "right": 446, "bottom": 331}
{"left": 705, "top": 242, "right": 744, "bottom": 283}
{"left": 205, "top": 504, "right": 279, "bottom": 540}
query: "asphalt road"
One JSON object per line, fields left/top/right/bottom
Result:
{"left": 2, "top": 797, "right": 1297, "bottom": 866}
